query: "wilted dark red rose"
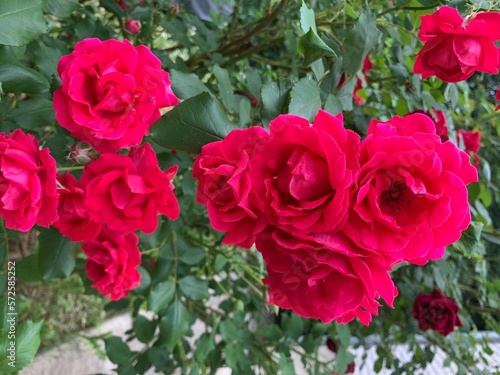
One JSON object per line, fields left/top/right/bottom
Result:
{"left": 412, "top": 290, "right": 463, "bottom": 336}
{"left": 82, "top": 227, "right": 141, "bottom": 300}
{"left": 414, "top": 6, "right": 500, "bottom": 82}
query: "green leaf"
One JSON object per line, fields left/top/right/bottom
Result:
{"left": 0, "top": 64, "right": 50, "bottom": 95}
{"left": 284, "top": 314, "right": 304, "bottom": 341}
{"left": 44, "top": 0, "right": 79, "bottom": 18}
{"left": 37, "top": 227, "right": 75, "bottom": 280}
{"left": 213, "top": 65, "right": 235, "bottom": 111}
{"left": 342, "top": 9, "right": 380, "bottom": 76}
{"left": 279, "top": 353, "right": 295, "bottom": 375}
{"left": 195, "top": 333, "right": 215, "bottom": 363}
{"left": 133, "top": 315, "right": 157, "bottom": 344}
{"left": 178, "top": 276, "right": 209, "bottom": 301}
{"left": 260, "top": 78, "right": 294, "bottom": 126}
{"left": 288, "top": 78, "right": 322, "bottom": 122}
{"left": 337, "top": 77, "right": 357, "bottom": 111}
{"left": 159, "top": 299, "right": 190, "bottom": 352}
{"left": 34, "top": 42, "right": 63, "bottom": 80}
{"left": 300, "top": 1, "right": 316, "bottom": 33}
{"left": 169, "top": 70, "right": 211, "bottom": 100}
{"left": 160, "top": 235, "right": 206, "bottom": 265}
{"left": 148, "top": 280, "right": 175, "bottom": 313}
{"left": 0, "top": 320, "right": 43, "bottom": 373}
{"left": 335, "top": 348, "right": 355, "bottom": 375}
{"left": 246, "top": 67, "right": 262, "bottom": 99}
{"left": 15, "top": 253, "right": 43, "bottom": 282}
{"left": 0, "top": 0, "right": 47, "bottom": 46}
{"left": 0, "top": 82, "right": 3, "bottom": 102}
{"left": 150, "top": 92, "right": 237, "bottom": 154}
{"left": 104, "top": 336, "right": 132, "bottom": 365}
{"left": 324, "top": 94, "right": 342, "bottom": 115}
{"left": 10, "top": 98, "right": 55, "bottom": 130}
{"left": 451, "top": 221, "right": 484, "bottom": 258}
{"left": 297, "top": 29, "right": 336, "bottom": 66}
{"left": 335, "top": 322, "right": 351, "bottom": 347}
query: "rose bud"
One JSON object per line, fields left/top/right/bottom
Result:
{"left": 125, "top": 19, "right": 141, "bottom": 35}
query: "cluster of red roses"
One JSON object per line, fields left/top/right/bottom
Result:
{"left": 0, "top": 38, "right": 181, "bottom": 300}
{"left": 193, "top": 109, "right": 477, "bottom": 324}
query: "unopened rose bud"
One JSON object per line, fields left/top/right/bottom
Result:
{"left": 116, "top": 0, "right": 128, "bottom": 10}
{"left": 326, "top": 338, "right": 338, "bottom": 353}
{"left": 68, "top": 142, "right": 96, "bottom": 165}
{"left": 125, "top": 19, "right": 141, "bottom": 35}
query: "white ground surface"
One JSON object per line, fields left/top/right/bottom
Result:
{"left": 20, "top": 313, "right": 500, "bottom": 375}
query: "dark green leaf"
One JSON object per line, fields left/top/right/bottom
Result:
{"left": 34, "top": 42, "right": 63, "bottom": 80}
{"left": 15, "top": 254, "right": 43, "bottom": 282}
{"left": 279, "top": 353, "right": 295, "bottom": 375}
{"left": 0, "top": 320, "right": 43, "bottom": 372}
{"left": 0, "top": 64, "right": 50, "bottom": 95}
{"left": 159, "top": 299, "right": 190, "bottom": 352}
{"left": 104, "top": 336, "right": 132, "bottom": 365}
{"left": 213, "top": 65, "right": 235, "bottom": 111}
{"left": 10, "top": 98, "right": 55, "bottom": 130}
{"left": 335, "top": 348, "right": 355, "bottom": 375}
{"left": 133, "top": 315, "right": 157, "bottom": 344}
{"left": 178, "top": 276, "right": 209, "bottom": 301}
{"left": 45, "top": 0, "right": 78, "bottom": 18}
{"left": 0, "top": 0, "right": 46, "bottom": 46}
{"left": 288, "top": 78, "right": 322, "bottom": 121}
{"left": 160, "top": 235, "right": 206, "bottom": 265}
{"left": 150, "top": 92, "right": 237, "bottom": 154}
{"left": 324, "top": 94, "right": 342, "bottom": 115}
{"left": 169, "top": 70, "right": 211, "bottom": 100}
{"left": 337, "top": 77, "right": 357, "bottom": 111}
{"left": 260, "top": 78, "right": 294, "bottom": 126}
{"left": 195, "top": 333, "right": 215, "bottom": 362}
{"left": 246, "top": 67, "right": 262, "bottom": 99}
{"left": 298, "top": 29, "right": 336, "bottom": 66}
{"left": 342, "top": 9, "right": 380, "bottom": 76}
{"left": 451, "top": 221, "right": 484, "bottom": 258}
{"left": 37, "top": 227, "right": 75, "bottom": 280}
{"left": 148, "top": 281, "right": 175, "bottom": 313}
{"left": 336, "top": 322, "right": 351, "bottom": 347}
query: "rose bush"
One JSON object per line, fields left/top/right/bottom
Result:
{"left": 414, "top": 5, "right": 500, "bottom": 82}
{"left": 53, "top": 38, "right": 179, "bottom": 153}
{"left": 412, "top": 290, "right": 463, "bottom": 337}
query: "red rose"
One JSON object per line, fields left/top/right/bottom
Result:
{"left": 256, "top": 230, "right": 397, "bottom": 325}
{"left": 0, "top": 129, "right": 58, "bottom": 231}
{"left": 412, "top": 290, "right": 463, "bottom": 336}
{"left": 54, "top": 173, "right": 102, "bottom": 242}
{"left": 456, "top": 129, "right": 481, "bottom": 153}
{"left": 344, "top": 113, "right": 477, "bottom": 265}
{"left": 193, "top": 126, "right": 269, "bottom": 248}
{"left": 82, "top": 227, "right": 141, "bottom": 300}
{"left": 249, "top": 110, "right": 360, "bottom": 235}
{"left": 414, "top": 6, "right": 500, "bottom": 82}
{"left": 496, "top": 85, "right": 500, "bottom": 111}
{"left": 412, "top": 109, "right": 448, "bottom": 142}
{"left": 125, "top": 19, "right": 141, "bottom": 35}
{"left": 53, "top": 38, "right": 179, "bottom": 153}
{"left": 81, "top": 143, "right": 179, "bottom": 234}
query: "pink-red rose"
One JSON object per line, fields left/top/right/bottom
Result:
{"left": 344, "top": 113, "right": 477, "bottom": 265}
{"left": 53, "top": 38, "right": 179, "bottom": 153}
{"left": 81, "top": 143, "right": 179, "bottom": 234}
{"left": 125, "top": 19, "right": 141, "bottom": 35}
{"left": 456, "top": 129, "right": 481, "bottom": 153}
{"left": 0, "top": 129, "right": 58, "bottom": 231}
{"left": 412, "top": 109, "right": 448, "bottom": 142}
{"left": 414, "top": 6, "right": 500, "bottom": 82}
{"left": 193, "top": 126, "right": 269, "bottom": 248}
{"left": 249, "top": 110, "right": 360, "bottom": 235}
{"left": 412, "top": 290, "right": 463, "bottom": 336}
{"left": 256, "top": 230, "right": 397, "bottom": 325}
{"left": 82, "top": 227, "right": 141, "bottom": 300}
{"left": 54, "top": 173, "right": 102, "bottom": 242}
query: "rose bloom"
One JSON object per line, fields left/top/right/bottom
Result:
{"left": 54, "top": 173, "right": 102, "bottom": 242}
{"left": 249, "top": 110, "right": 360, "bottom": 235}
{"left": 456, "top": 129, "right": 481, "bottom": 153}
{"left": 414, "top": 6, "right": 500, "bottom": 82}
{"left": 82, "top": 227, "right": 141, "bottom": 300}
{"left": 344, "top": 113, "right": 477, "bottom": 265}
{"left": 0, "top": 129, "right": 58, "bottom": 231}
{"left": 412, "top": 109, "right": 448, "bottom": 142}
{"left": 193, "top": 126, "right": 269, "bottom": 248}
{"left": 256, "top": 230, "right": 397, "bottom": 325}
{"left": 81, "top": 143, "right": 179, "bottom": 234}
{"left": 412, "top": 290, "right": 463, "bottom": 336}
{"left": 53, "top": 38, "right": 179, "bottom": 153}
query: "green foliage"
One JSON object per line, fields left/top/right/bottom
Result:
{"left": 0, "top": 0, "right": 46, "bottom": 46}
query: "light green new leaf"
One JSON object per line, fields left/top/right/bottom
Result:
{"left": 0, "top": 0, "right": 47, "bottom": 46}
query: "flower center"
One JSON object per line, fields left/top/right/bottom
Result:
{"left": 380, "top": 180, "right": 412, "bottom": 214}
